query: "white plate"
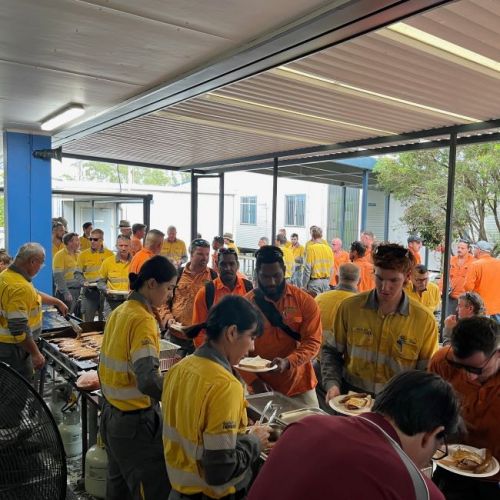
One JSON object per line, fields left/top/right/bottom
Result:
{"left": 329, "top": 393, "right": 374, "bottom": 416}
{"left": 234, "top": 359, "right": 277, "bottom": 373}
{"left": 436, "top": 444, "right": 499, "bottom": 478}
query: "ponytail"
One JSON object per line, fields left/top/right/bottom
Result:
{"left": 185, "top": 322, "right": 207, "bottom": 339}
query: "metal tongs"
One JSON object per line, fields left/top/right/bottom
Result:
{"left": 258, "top": 400, "right": 279, "bottom": 425}
{"left": 64, "top": 314, "right": 83, "bottom": 339}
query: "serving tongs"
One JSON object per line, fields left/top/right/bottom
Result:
{"left": 258, "top": 400, "right": 279, "bottom": 425}
{"left": 64, "top": 314, "right": 83, "bottom": 339}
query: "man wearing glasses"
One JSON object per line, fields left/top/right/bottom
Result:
{"left": 249, "top": 370, "right": 459, "bottom": 500}
{"left": 322, "top": 243, "right": 439, "bottom": 401}
{"left": 75, "top": 229, "right": 113, "bottom": 322}
{"left": 191, "top": 248, "right": 253, "bottom": 348}
{"left": 429, "top": 316, "right": 499, "bottom": 500}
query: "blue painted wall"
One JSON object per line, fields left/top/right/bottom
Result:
{"left": 4, "top": 132, "right": 52, "bottom": 293}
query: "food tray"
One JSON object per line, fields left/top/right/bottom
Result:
{"left": 160, "top": 339, "right": 180, "bottom": 359}
{"left": 278, "top": 407, "right": 327, "bottom": 424}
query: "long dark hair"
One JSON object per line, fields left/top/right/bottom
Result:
{"left": 129, "top": 255, "right": 177, "bottom": 291}
{"left": 186, "top": 295, "right": 263, "bottom": 340}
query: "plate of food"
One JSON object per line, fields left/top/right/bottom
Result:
{"left": 234, "top": 356, "right": 277, "bottom": 373}
{"left": 329, "top": 392, "right": 374, "bottom": 415}
{"left": 435, "top": 445, "right": 499, "bottom": 478}
{"left": 169, "top": 322, "right": 186, "bottom": 333}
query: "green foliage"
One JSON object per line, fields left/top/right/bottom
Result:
{"left": 374, "top": 143, "right": 500, "bottom": 248}
{"left": 67, "top": 160, "right": 189, "bottom": 186}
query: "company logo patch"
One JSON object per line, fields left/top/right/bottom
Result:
{"left": 222, "top": 420, "right": 236, "bottom": 430}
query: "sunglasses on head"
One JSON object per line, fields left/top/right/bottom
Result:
{"left": 191, "top": 238, "right": 210, "bottom": 248}
{"left": 219, "top": 247, "right": 238, "bottom": 255}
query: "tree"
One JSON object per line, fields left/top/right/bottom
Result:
{"left": 374, "top": 143, "right": 500, "bottom": 248}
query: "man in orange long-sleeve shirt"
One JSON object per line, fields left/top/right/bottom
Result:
{"left": 242, "top": 246, "right": 322, "bottom": 407}
{"left": 350, "top": 241, "right": 375, "bottom": 292}
{"left": 447, "top": 240, "right": 475, "bottom": 315}
{"left": 465, "top": 240, "right": 500, "bottom": 320}
{"left": 329, "top": 237, "right": 350, "bottom": 287}
{"left": 429, "top": 316, "right": 499, "bottom": 499}
{"left": 192, "top": 248, "right": 252, "bottom": 348}
{"left": 129, "top": 229, "right": 164, "bottom": 274}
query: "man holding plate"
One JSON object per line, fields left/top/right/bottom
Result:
{"left": 429, "top": 316, "right": 500, "bottom": 499}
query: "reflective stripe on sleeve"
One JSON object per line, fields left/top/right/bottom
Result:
{"left": 203, "top": 432, "right": 237, "bottom": 451}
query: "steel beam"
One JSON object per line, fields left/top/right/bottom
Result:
{"left": 185, "top": 120, "right": 500, "bottom": 173}
{"left": 218, "top": 173, "right": 225, "bottom": 237}
{"left": 53, "top": 0, "right": 450, "bottom": 148}
{"left": 143, "top": 194, "right": 152, "bottom": 230}
{"left": 62, "top": 153, "right": 180, "bottom": 171}
{"left": 271, "top": 158, "right": 278, "bottom": 244}
{"left": 190, "top": 171, "right": 198, "bottom": 242}
{"left": 360, "top": 171, "right": 369, "bottom": 232}
{"left": 439, "top": 131, "right": 458, "bottom": 336}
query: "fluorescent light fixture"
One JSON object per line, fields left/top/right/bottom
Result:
{"left": 387, "top": 23, "right": 500, "bottom": 73}
{"left": 41, "top": 104, "right": 85, "bottom": 131}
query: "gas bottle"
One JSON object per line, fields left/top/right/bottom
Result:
{"left": 49, "top": 383, "right": 72, "bottom": 425}
{"left": 58, "top": 407, "right": 82, "bottom": 458}
{"left": 85, "top": 435, "right": 108, "bottom": 499}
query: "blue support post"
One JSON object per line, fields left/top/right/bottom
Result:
{"left": 360, "top": 170, "right": 369, "bottom": 233}
{"left": 4, "top": 132, "right": 53, "bottom": 293}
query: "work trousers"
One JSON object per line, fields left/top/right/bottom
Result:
{"left": 100, "top": 402, "right": 171, "bottom": 500}
{"left": 104, "top": 297, "right": 126, "bottom": 319}
{"left": 57, "top": 287, "right": 81, "bottom": 316}
{"left": 81, "top": 288, "right": 102, "bottom": 322}
{"left": 306, "top": 278, "right": 330, "bottom": 296}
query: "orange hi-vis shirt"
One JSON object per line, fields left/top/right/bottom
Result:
{"left": 429, "top": 346, "right": 500, "bottom": 462}
{"left": 464, "top": 254, "right": 500, "bottom": 315}
{"left": 130, "top": 236, "right": 143, "bottom": 256}
{"left": 409, "top": 248, "right": 422, "bottom": 265}
{"left": 243, "top": 284, "right": 322, "bottom": 397}
{"left": 330, "top": 250, "right": 350, "bottom": 286}
{"left": 191, "top": 275, "right": 253, "bottom": 348}
{"left": 171, "top": 265, "right": 217, "bottom": 329}
{"left": 129, "top": 247, "right": 155, "bottom": 275}
{"left": 353, "top": 256, "right": 375, "bottom": 292}
{"left": 449, "top": 253, "right": 475, "bottom": 299}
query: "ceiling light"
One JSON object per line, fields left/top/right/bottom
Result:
{"left": 40, "top": 104, "right": 85, "bottom": 131}
{"left": 387, "top": 23, "right": 500, "bottom": 73}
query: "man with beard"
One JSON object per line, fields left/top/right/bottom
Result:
{"left": 243, "top": 246, "right": 322, "bottom": 407}
{"left": 322, "top": 243, "right": 439, "bottom": 401}
{"left": 191, "top": 248, "right": 253, "bottom": 348}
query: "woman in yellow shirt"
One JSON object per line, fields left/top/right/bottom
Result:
{"left": 162, "top": 296, "right": 271, "bottom": 500}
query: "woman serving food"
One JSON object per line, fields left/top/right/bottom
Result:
{"left": 162, "top": 295, "right": 271, "bottom": 500}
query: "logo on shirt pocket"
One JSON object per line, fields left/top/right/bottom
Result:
{"left": 394, "top": 335, "right": 418, "bottom": 361}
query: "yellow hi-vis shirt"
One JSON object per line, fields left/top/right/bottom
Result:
{"left": 315, "top": 288, "right": 356, "bottom": 345}
{"left": 404, "top": 282, "right": 441, "bottom": 313}
{"left": 281, "top": 246, "right": 295, "bottom": 279}
{"left": 162, "top": 347, "right": 250, "bottom": 498}
{"left": 98, "top": 297, "right": 160, "bottom": 411}
{"left": 0, "top": 267, "right": 42, "bottom": 344}
{"left": 99, "top": 255, "right": 131, "bottom": 291}
{"left": 52, "top": 240, "right": 64, "bottom": 258}
{"left": 161, "top": 239, "right": 187, "bottom": 264}
{"left": 77, "top": 248, "right": 113, "bottom": 282}
{"left": 79, "top": 236, "right": 91, "bottom": 251}
{"left": 329, "top": 290, "right": 438, "bottom": 394}
{"left": 291, "top": 244, "right": 305, "bottom": 262}
{"left": 53, "top": 247, "right": 79, "bottom": 285}
{"left": 304, "top": 242, "right": 334, "bottom": 279}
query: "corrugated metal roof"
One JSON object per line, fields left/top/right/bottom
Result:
{"left": 63, "top": 0, "right": 500, "bottom": 173}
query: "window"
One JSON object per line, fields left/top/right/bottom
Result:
{"left": 240, "top": 196, "right": 257, "bottom": 225}
{"left": 285, "top": 194, "right": 306, "bottom": 227}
